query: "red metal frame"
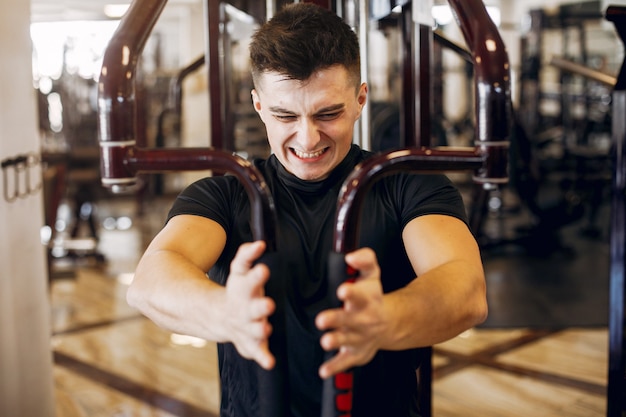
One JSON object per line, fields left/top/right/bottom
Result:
{"left": 97, "top": 0, "right": 275, "bottom": 245}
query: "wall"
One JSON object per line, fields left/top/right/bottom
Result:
{"left": 0, "top": 0, "right": 55, "bottom": 415}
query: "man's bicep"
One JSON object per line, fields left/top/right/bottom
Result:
{"left": 146, "top": 214, "right": 227, "bottom": 272}
{"left": 402, "top": 214, "right": 481, "bottom": 277}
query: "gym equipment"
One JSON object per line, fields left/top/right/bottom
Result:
{"left": 97, "top": 2, "right": 285, "bottom": 416}
{"left": 605, "top": 6, "right": 626, "bottom": 416}
{"left": 322, "top": 1, "right": 511, "bottom": 416}
{"left": 531, "top": 6, "right": 626, "bottom": 414}
{"left": 98, "top": 1, "right": 510, "bottom": 416}
{"left": 505, "top": 2, "right": 617, "bottom": 251}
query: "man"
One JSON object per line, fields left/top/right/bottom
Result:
{"left": 128, "top": 3, "right": 487, "bottom": 416}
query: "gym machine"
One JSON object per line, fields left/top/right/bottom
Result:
{"left": 605, "top": 6, "right": 626, "bottom": 416}
{"left": 539, "top": 5, "right": 626, "bottom": 415}
{"left": 507, "top": 1, "right": 616, "bottom": 252}
{"left": 97, "top": 1, "right": 510, "bottom": 416}
{"left": 324, "top": 2, "right": 510, "bottom": 416}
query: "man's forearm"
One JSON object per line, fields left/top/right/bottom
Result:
{"left": 128, "top": 249, "right": 231, "bottom": 342}
{"left": 380, "top": 259, "right": 487, "bottom": 350}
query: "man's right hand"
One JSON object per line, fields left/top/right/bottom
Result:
{"left": 224, "top": 240, "right": 276, "bottom": 370}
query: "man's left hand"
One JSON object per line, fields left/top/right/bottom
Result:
{"left": 315, "top": 247, "right": 387, "bottom": 378}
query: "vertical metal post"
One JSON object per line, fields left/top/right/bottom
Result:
{"left": 608, "top": 91, "right": 626, "bottom": 417}
{"left": 414, "top": 0, "right": 433, "bottom": 148}
{"left": 606, "top": 7, "right": 626, "bottom": 416}
{"left": 204, "top": 0, "right": 227, "bottom": 149}
{"left": 357, "top": 0, "right": 370, "bottom": 150}
{"left": 401, "top": 1, "right": 433, "bottom": 148}
{"left": 518, "top": 9, "right": 544, "bottom": 138}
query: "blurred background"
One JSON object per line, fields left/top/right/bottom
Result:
{"left": 1, "top": 0, "right": 624, "bottom": 416}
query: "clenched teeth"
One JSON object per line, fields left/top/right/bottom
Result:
{"left": 293, "top": 148, "right": 326, "bottom": 159}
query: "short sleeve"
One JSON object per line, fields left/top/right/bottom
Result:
{"left": 393, "top": 173, "right": 468, "bottom": 230}
{"left": 166, "top": 175, "right": 244, "bottom": 235}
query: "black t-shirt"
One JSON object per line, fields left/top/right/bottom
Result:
{"left": 167, "top": 145, "right": 468, "bottom": 417}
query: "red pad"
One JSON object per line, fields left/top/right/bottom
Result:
{"left": 334, "top": 372, "right": 353, "bottom": 390}
{"left": 335, "top": 392, "right": 353, "bottom": 412}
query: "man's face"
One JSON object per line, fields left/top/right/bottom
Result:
{"left": 251, "top": 65, "right": 367, "bottom": 181}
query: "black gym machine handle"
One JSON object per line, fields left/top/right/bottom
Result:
{"left": 321, "top": 0, "right": 511, "bottom": 415}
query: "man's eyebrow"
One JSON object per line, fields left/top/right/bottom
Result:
{"left": 268, "top": 106, "right": 296, "bottom": 114}
{"left": 315, "top": 103, "right": 345, "bottom": 114}
{"left": 267, "top": 103, "right": 345, "bottom": 115}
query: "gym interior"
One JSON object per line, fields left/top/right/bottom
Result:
{"left": 1, "top": 0, "right": 625, "bottom": 416}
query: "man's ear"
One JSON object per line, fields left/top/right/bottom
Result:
{"left": 251, "top": 89, "right": 262, "bottom": 113}
{"left": 357, "top": 82, "right": 368, "bottom": 117}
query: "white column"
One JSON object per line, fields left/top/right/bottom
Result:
{"left": 0, "top": 0, "right": 55, "bottom": 415}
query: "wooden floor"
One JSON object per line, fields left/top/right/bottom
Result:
{"left": 49, "top": 196, "right": 609, "bottom": 417}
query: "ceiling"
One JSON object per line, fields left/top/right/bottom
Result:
{"left": 31, "top": 0, "right": 126, "bottom": 22}
{"left": 30, "top": 0, "right": 201, "bottom": 22}
{"left": 30, "top": 0, "right": 505, "bottom": 23}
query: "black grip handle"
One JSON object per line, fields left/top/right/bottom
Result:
{"left": 321, "top": 251, "right": 359, "bottom": 417}
{"left": 255, "top": 251, "right": 288, "bottom": 417}
{"left": 257, "top": 366, "right": 286, "bottom": 417}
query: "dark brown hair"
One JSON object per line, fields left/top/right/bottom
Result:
{"left": 250, "top": 3, "right": 361, "bottom": 89}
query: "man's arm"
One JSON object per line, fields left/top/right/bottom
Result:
{"left": 316, "top": 214, "right": 487, "bottom": 378}
{"left": 384, "top": 213, "right": 487, "bottom": 346}
{"left": 127, "top": 214, "right": 277, "bottom": 369}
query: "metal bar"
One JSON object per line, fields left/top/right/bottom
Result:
{"left": 433, "top": 30, "right": 472, "bottom": 63}
{"left": 400, "top": 4, "right": 432, "bottom": 148}
{"left": 605, "top": 7, "right": 626, "bottom": 416}
{"left": 550, "top": 56, "right": 617, "bottom": 87}
{"left": 333, "top": 147, "right": 484, "bottom": 253}
{"left": 447, "top": 0, "right": 512, "bottom": 186}
{"left": 400, "top": 4, "right": 416, "bottom": 148}
{"left": 98, "top": 0, "right": 168, "bottom": 150}
{"left": 608, "top": 90, "right": 626, "bottom": 417}
{"left": 172, "top": 55, "right": 206, "bottom": 114}
{"left": 205, "top": 0, "right": 227, "bottom": 149}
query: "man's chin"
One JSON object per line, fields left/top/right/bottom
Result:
{"left": 291, "top": 167, "right": 330, "bottom": 182}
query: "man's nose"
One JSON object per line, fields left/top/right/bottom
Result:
{"left": 297, "top": 119, "right": 321, "bottom": 149}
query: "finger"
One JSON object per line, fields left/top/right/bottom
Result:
{"left": 230, "top": 241, "right": 267, "bottom": 275}
{"left": 245, "top": 318, "right": 274, "bottom": 341}
{"left": 315, "top": 307, "right": 343, "bottom": 331}
{"left": 321, "top": 324, "right": 368, "bottom": 352}
{"left": 235, "top": 318, "right": 275, "bottom": 369}
{"left": 248, "top": 262, "right": 272, "bottom": 297}
{"left": 344, "top": 247, "right": 379, "bottom": 278}
{"left": 319, "top": 329, "right": 344, "bottom": 351}
{"left": 239, "top": 333, "right": 276, "bottom": 370}
{"left": 255, "top": 343, "right": 276, "bottom": 370}
{"left": 248, "top": 297, "right": 276, "bottom": 321}
{"left": 318, "top": 348, "right": 354, "bottom": 379}
{"left": 228, "top": 257, "right": 270, "bottom": 300}
{"left": 336, "top": 280, "right": 372, "bottom": 310}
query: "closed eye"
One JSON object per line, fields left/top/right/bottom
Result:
{"left": 315, "top": 104, "right": 345, "bottom": 121}
{"left": 273, "top": 114, "right": 297, "bottom": 122}
{"left": 317, "top": 111, "right": 342, "bottom": 121}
